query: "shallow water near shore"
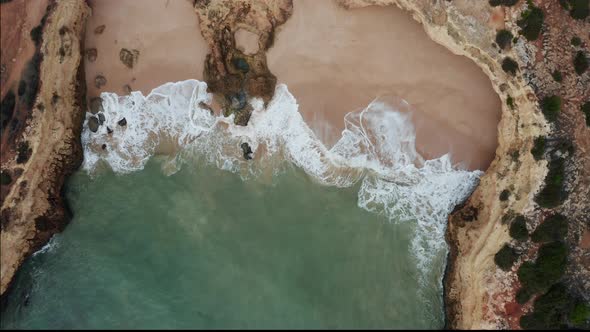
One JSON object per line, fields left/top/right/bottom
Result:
{"left": 2, "top": 160, "right": 445, "bottom": 329}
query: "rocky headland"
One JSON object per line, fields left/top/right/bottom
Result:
{"left": 0, "top": 0, "right": 90, "bottom": 300}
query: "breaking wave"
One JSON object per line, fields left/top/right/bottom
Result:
{"left": 81, "top": 79, "right": 481, "bottom": 283}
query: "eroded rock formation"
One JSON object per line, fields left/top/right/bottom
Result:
{"left": 0, "top": 0, "right": 90, "bottom": 298}
{"left": 193, "top": 0, "right": 292, "bottom": 125}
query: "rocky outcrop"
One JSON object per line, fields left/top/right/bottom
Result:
{"left": 0, "top": 0, "right": 90, "bottom": 297}
{"left": 193, "top": 0, "right": 293, "bottom": 125}
{"left": 339, "top": 0, "right": 589, "bottom": 329}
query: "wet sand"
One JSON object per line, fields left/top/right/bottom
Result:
{"left": 267, "top": 0, "right": 501, "bottom": 171}
{"left": 84, "top": 0, "right": 209, "bottom": 98}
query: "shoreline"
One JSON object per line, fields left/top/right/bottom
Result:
{"left": 267, "top": 0, "right": 501, "bottom": 171}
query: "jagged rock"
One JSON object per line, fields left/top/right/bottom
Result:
{"left": 230, "top": 91, "right": 247, "bottom": 110}
{"left": 88, "top": 116, "right": 99, "bottom": 132}
{"left": 89, "top": 97, "right": 103, "bottom": 114}
{"left": 117, "top": 117, "right": 127, "bottom": 126}
{"left": 85, "top": 48, "right": 97, "bottom": 62}
{"left": 119, "top": 48, "right": 139, "bottom": 69}
{"left": 195, "top": 0, "right": 292, "bottom": 125}
{"left": 107, "top": 126, "right": 113, "bottom": 134}
{"left": 199, "top": 101, "right": 214, "bottom": 115}
{"left": 94, "top": 24, "right": 105, "bottom": 34}
{"left": 240, "top": 142, "right": 253, "bottom": 160}
{"left": 94, "top": 75, "right": 107, "bottom": 88}
{"left": 97, "top": 113, "right": 105, "bottom": 125}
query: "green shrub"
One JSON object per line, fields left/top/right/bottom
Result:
{"left": 520, "top": 283, "right": 570, "bottom": 329}
{"left": 574, "top": 51, "right": 588, "bottom": 75}
{"left": 516, "top": 286, "right": 534, "bottom": 305}
{"left": 489, "top": 0, "right": 519, "bottom": 6}
{"left": 507, "top": 95, "right": 515, "bottom": 109}
{"left": 517, "top": 241, "right": 567, "bottom": 294}
{"left": 532, "top": 214, "right": 568, "bottom": 243}
{"left": 582, "top": 102, "right": 590, "bottom": 127}
{"left": 502, "top": 57, "right": 519, "bottom": 75}
{"left": 0, "top": 170, "right": 12, "bottom": 185}
{"left": 559, "top": 0, "right": 571, "bottom": 9}
{"left": 16, "top": 141, "right": 32, "bottom": 164}
{"left": 568, "top": 0, "right": 589, "bottom": 19}
{"left": 571, "top": 36, "right": 582, "bottom": 46}
{"left": 30, "top": 25, "right": 43, "bottom": 47}
{"left": 495, "top": 244, "right": 519, "bottom": 271}
{"left": 517, "top": 5, "right": 544, "bottom": 41}
{"left": 570, "top": 302, "right": 590, "bottom": 327}
{"left": 531, "top": 136, "right": 545, "bottom": 160}
{"left": 496, "top": 29, "right": 514, "bottom": 49}
{"left": 17, "top": 80, "right": 26, "bottom": 96}
{"left": 0, "top": 90, "right": 16, "bottom": 132}
{"left": 21, "top": 52, "right": 43, "bottom": 109}
{"left": 551, "top": 70, "right": 563, "bottom": 82}
{"left": 510, "top": 215, "right": 529, "bottom": 241}
{"left": 535, "top": 157, "right": 566, "bottom": 208}
{"left": 500, "top": 189, "right": 511, "bottom": 201}
{"left": 541, "top": 95, "right": 561, "bottom": 122}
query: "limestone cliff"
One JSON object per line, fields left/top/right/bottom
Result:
{"left": 339, "top": 0, "right": 589, "bottom": 329}
{"left": 0, "top": 0, "right": 90, "bottom": 297}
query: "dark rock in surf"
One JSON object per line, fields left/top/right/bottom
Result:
{"left": 89, "top": 97, "right": 103, "bottom": 114}
{"left": 117, "top": 117, "right": 127, "bottom": 126}
{"left": 88, "top": 116, "right": 99, "bottom": 132}
{"left": 241, "top": 142, "right": 253, "bottom": 160}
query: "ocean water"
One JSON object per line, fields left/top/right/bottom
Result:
{"left": 1, "top": 80, "right": 481, "bottom": 329}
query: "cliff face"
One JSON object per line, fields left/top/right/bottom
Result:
{"left": 340, "top": 0, "right": 589, "bottom": 329}
{"left": 0, "top": 0, "right": 90, "bottom": 297}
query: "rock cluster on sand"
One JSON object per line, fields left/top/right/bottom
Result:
{"left": 85, "top": 48, "right": 97, "bottom": 62}
{"left": 94, "top": 74, "right": 107, "bottom": 88}
{"left": 119, "top": 48, "right": 139, "bottom": 69}
{"left": 94, "top": 24, "right": 105, "bottom": 34}
{"left": 89, "top": 97, "right": 103, "bottom": 114}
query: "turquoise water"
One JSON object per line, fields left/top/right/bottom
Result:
{"left": 1, "top": 160, "right": 445, "bottom": 329}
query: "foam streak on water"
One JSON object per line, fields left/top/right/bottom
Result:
{"left": 81, "top": 79, "right": 482, "bottom": 283}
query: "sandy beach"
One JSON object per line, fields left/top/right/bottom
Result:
{"left": 83, "top": 0, "right": 500, "bottom": 171}
{"left": 84, "top": 0, "right": 209, "bottom": 98}
{"left": 267, "top": 0, "right": 501, "bottom": 171}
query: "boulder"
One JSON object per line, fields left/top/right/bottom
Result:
{"left": 97, "top": 113, "right": 105, "bottom": 125}
{"left": 86, "top": 48, "right": 97, "bottom": 62}
{"left": 88, "top": 116, "right": 100, "bottom": 132}
{"left": 240, "top": 142, "right": 253, "bottom": 160}
{"left": 94, "top": 25, "right": 105, "bottom": 34}
{"left": 117, "top": 117, "right": 127, "bottom": 126}
{"left": 119, "top": 48, "right": 139, "bottom": 69}
{"left": 89, "top": 97, "right": 103, "bottom": 114}
{"left": 94, "top": 75, "right": 107, "bottom": 88}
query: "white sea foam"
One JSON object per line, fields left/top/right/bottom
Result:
{"left": 81, "top": 79, "right": 482, "bottom": 283}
